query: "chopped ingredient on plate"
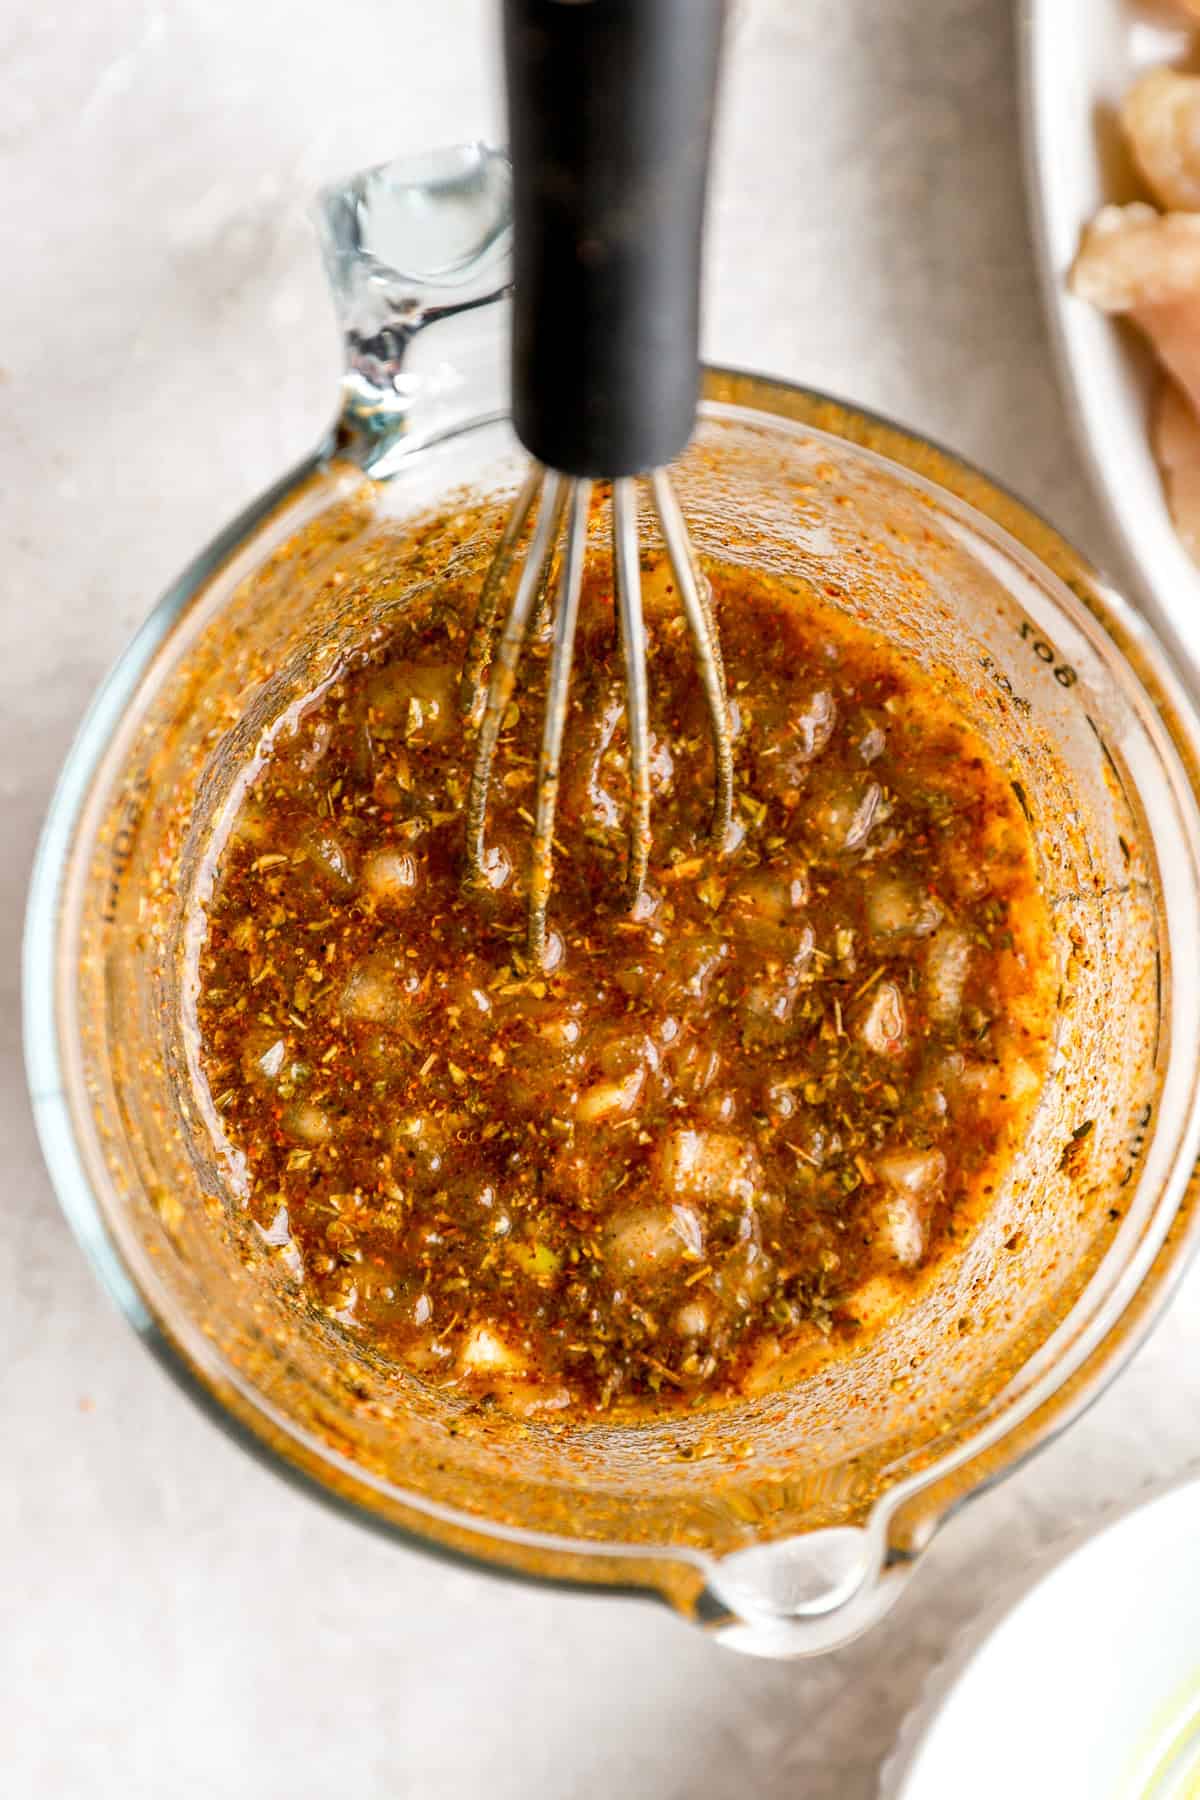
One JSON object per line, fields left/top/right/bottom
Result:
{"left": 1072, "top": 204, "right": 1200, "bottom": 416}
{"left": 1154, "top": 375, "right": 1200, "bottom": 564}
{"left": 1122, "top": 68, "right": 1200, "bottom": 212}
{"left": 1070, "top": 29, "right": 1200, "bottom": 564}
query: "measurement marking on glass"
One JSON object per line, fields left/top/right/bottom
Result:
{"left": 1085, "top": 713, "right": 1139, "bottom": 820}
{"left": 101, "top": 773, "right": 151, "bottom": 924}
{"left": 1154, "top": 949, "right": 1163, "bottom": 1067}
{"left": 1122, "top": 1101, "right": 1154, "bottom": 1188}
{"left": 1018, "top": 619, "right": 1077, "bottom": 688}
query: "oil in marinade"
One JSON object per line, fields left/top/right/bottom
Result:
{"left": 194, "top": 553, "right": 1053, "bottom": 1420}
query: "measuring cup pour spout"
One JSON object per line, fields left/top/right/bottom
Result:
{"left": 696, "top": 1521, "right": 914, "bottom": 1657}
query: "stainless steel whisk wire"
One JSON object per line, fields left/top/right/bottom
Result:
{"left": 462, "top": 466, "right": 734, "bottom": 966}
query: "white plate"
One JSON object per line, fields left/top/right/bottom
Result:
{"left": 885, "top": 1475, "right": 1200, "bottom": 1798}
{"left": 1020, "top": 0, "right": 1200, "bottom": 677}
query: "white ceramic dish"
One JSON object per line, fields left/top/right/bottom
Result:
{"left": 883, "top": 1473, "right": 1200, "bottom": 1797}
{"left": 1020, "top": 0, "right": 1200, "bottom": 677}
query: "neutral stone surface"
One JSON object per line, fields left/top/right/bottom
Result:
{"left": 5, "top": 2, "right": 1199, "bottom": 1795}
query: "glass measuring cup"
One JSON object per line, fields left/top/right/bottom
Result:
{"left": 23, "top": 145, "right": 1200, "bottom": 1656}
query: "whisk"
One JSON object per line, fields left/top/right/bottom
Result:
{"left": 462, "top": 0, "right": 733, "bottom": 964}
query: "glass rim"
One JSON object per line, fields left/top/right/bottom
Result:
{"left": 24, "top": 369, "right": 1200, "bottom": 1645}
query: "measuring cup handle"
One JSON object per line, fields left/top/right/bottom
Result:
{"left": 315, "top": 144, "right": 513, "bottom": 473}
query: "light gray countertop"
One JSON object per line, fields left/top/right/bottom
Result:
{"left": 6, "top": 3, "right": 1199, "bottom": 1795}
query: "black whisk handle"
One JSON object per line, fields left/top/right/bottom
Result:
{"left": 502, "top": 0, "right": 726, "bottom": 479}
